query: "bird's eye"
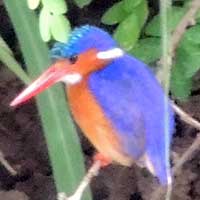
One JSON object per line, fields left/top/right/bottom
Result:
{"left": 69, "top": 55, "right": 78, "bottom": 64}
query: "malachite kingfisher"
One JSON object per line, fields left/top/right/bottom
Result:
{"left": 10, "top": 25, "right": 174, "bottom": 186}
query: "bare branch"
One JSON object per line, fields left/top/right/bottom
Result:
{"left": 151, "top": 134, "right": 200, "bottom": 200}
{"left": 172, "top": 102, "right": 200, "bottom": 131}
{"left": 172, "top": 133, "right": 200, "bottom": 174}
{"left": 152, "top": 1, "right": 200, "bottom": 199}
{"left": 58, "top": 161, "right": 101, "bottom": 200}
{"left": 0, "top": 150, "right": 17, "bottom": 176}
{"left": 170, "top": 0, "right": 200, "bottom": 58}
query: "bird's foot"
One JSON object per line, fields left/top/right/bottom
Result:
{"left": 93, "top": 153, "right": 112, "bottom": 167}
{"left": 57, "top": 160, "right": 101, "bottom": 200}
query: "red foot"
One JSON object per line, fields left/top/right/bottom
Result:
{"left": 93, "top": 153, "right": 112, "bottom": 167}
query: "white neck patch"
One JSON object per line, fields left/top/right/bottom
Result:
{"left": 97, "top": 48, "right": 124, "bottom": 60}
{"left": 60, "top": 73, "right": 82, "bottom": 84}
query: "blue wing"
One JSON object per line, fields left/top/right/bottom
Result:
{"left": 88, "top": 54, "right": 174, "bottom": 184}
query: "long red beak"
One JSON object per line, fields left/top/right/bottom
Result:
{"left": 10, "top": 60, "right": 73, "bottom": 107}
{"left": 10, "top": 48, "right": 120, "bottom": 107}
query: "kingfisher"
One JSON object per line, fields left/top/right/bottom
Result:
{"left": 10, "top": 25, "right": 174, "bottom": 186}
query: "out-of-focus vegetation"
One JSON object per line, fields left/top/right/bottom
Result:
{"left": 102, "top": 0, "right": 200, "bottom": 100}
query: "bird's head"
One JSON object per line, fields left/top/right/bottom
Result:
{"left": 10, "top": 25, "right": 124, "bottom": 106}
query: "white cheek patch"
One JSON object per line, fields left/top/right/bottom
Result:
{"left": 61, "top": 73, "right": 82, "bottom": 84}
{"left": 97, "top": 48, "right": 124, "bottom": 60}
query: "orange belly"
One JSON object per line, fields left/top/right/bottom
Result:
{"left": 66, "top": 78, "right": 132, "bottom": 166}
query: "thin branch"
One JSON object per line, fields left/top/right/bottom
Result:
{"left": 151, "top": 134, "right": 200, "bottom": 200}
{"left": 172, "top": 133, "right": 200, "bottom": 174}
{"left": 0, "top": 150, "right": 17, "bottom": 176}
{"left": 162, "top": 0, "right": 200, "bottom": 132}
{"left": 170, "top": 0, "right": 200, "bottom": 58}
{"left": 151, "top": 1, "right": 200, "bottom": 199}
{"left": 58, "top": 161, "right": 101, "bottom": 200}
{"left": 172, "top": 101, "right": 200, "bottom": 131}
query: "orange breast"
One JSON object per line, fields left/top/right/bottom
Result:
{"left": 66, "top": 78, "right": 132, "bottom": 166}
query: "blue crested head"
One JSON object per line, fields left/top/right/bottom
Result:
{"left": 51, "top": 25, "right": 118, "bottom": 59}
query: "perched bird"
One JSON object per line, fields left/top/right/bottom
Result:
{"left": 10, "top": 25, "right": 174, "bottom": 185}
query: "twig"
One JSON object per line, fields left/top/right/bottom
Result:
{"left": 151, "top": 134, "right": 200, "bottom": 200}
{"left": 152, "top": 1, "right": 200, "bottom": 199}
{"left": 172, "top": 102, "right": 200, "bottom": 131}
{"left": 168, "top": 0, "right": 200, "bottom": 131}
{"left": 0, "top": 150, "right": 17, "bottom": 176}
{"left": 158, "top": 0, "right": 200, "bottom": 132}
{"left": 57, "top": 160, "right": 101, "bottom": 200}
{"left": 170, "top": 0, "right": 200, "bottom": 58}
{"left": 172, "top": 133, "right": 200, "bottom": 173}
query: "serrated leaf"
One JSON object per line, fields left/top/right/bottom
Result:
{"left": 130, "top": 37, "right": 161, "bottom": 63}
{"left": 27, "top": 0, "right": 41, "bottom": 9}
{"left": 123, "top": 0, "right": 143, "bottom": 13}
{"left": 42, "top": 0, "right": 67, "bottom": 14}
{"left": 170, "top": 63, "right": 192, "bottom": 100}
{"left": 184, "top": 25, "right": 200, "bottom": 44}
{"left": 39, "top": 8, "right": 51, "bottom": 41}
{"left": 145, "top": 6, "right": 186, "bottom": 36}
{"left": 73, "top": 0, "right": 92, "bottom": 8}
{"left": 101, "top": 1, "right": 129, "bottom": 25}
{"left": 114, "top": 13, "right": 140, "bottom": 50}
{"left": 50, "top": 15, "right": 71, "bottom": 42}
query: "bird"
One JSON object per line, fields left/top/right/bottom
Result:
{"left": 10, "top": 25, "right": 174, "bottom": 186}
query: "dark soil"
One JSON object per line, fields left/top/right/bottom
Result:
{"left": 0, "top": 1, "right": 200, "bottom": 200}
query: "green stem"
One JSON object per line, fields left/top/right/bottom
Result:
{"left": 0, "top": 36, "right": 30, "bottom": 84}
{"left": 4, "top": 1, "right": 92, "bottom": 199}
{"left": 160, "top": 0, "right": 173, "bottom": 200}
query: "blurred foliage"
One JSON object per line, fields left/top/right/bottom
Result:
{"left": 102, "top": 0, "right": 200, "bottom": 100}
{"left": 0, "top": 36, "right": 30, "bottom": 84}
{"left": 102, "top": 0, "right": 148, "bottom": 50}
{"left": 28, "top": 0, "right": 93, "bottom": 42}
{"left": 73, "top": 0, "right": 92, "bottom": 8}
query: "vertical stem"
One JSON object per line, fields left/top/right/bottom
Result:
{"left": 160, "top": 0, "right": 173, "bottom": 199}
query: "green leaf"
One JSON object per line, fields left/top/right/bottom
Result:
{"left": 114, "top": 13, "right": 140, "bottom": 50}
{"left": 131, "top": 0, "right": 148, "bottom": 28}
{"left": 145, "top": 6, "right": 186, "bottom": 36}
{"left": 177, "top": 39, "right": 200, "bottom": 78}
{"left": 170, "top": 63, "right": 192, "bottom": 100}
{"left": 130, "top": 37, "right": 161, "bottom": 63}
{"left": 39, "top": 8, "right": 51, "bottom": 41}
{"left": 123, "top": 0, "right": 143, "bottom": 13}
{"left": 170, "top": 38, "right": 200, "bottom": 100}
{"left": 50, "top": 15, "right": 71, "bottom": 42}
{"left": 42, "top": 0, "right": 67, "bottom": 14}
{"left": 101, "top": 1, "right": 129, "bottom": 25}
{"left": 183, "top": 25, "right": 200, "bottom": 44}
{"left": 4, "top": 1, "right": 92, "bottom": 199}
{"left": 0, "top": 36, "right": 30, "bottom": 84}
{"left": 27, "top": 0, "right": 41, "bottom": 10}
{"left": 73, "top": 0, "right": 92, "bottom": 8}
{"left": 0, "top": 36, "right": 13, "bottom": 55}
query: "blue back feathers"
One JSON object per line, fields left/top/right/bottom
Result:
{"left": 51, "top": 25, "right": 174, "bottom": 185}
{"left": 89, "top": 55, "right": 174, "bottom": 184}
